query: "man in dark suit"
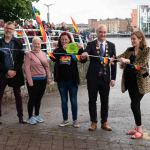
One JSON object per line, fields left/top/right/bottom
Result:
{"left": 0, "top": 21, "right": 25, "bottom": 124}
{"left": 81, "top": 25, "right": 117, "bottom": 131}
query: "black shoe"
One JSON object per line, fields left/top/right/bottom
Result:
{"left": 19, "top": 119, "right": 27, "bottom": 124}
{"left": 0, "top": 121, "right": 2, "bottom": 124}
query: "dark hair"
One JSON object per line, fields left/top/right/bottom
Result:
{"left": 131, "top": 31, "right": 147, "bottom": 49}
{"left": 57, "top": 32, "right": 72, "bottom": 48}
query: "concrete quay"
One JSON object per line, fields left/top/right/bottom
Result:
{"left": 1, "top": 80, "right": 150, "bottom": 149}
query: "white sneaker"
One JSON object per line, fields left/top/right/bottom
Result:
{"left": 72, "top": 120, "right": 80, "bottom": 128}
{"left": 34, "top": 115, "right": 44, "bottom": 123}
{"left": 59, "top": 120, "right": 69, "bottom": 127}
{"left": 27, "top": 116, "right": 37, "bottom": 125}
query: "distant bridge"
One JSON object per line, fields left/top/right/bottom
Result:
{"left": 107, "top": 33, "right": 130, "bottom": 37}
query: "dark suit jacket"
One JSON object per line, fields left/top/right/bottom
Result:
{"left": 84, "top": 40, "right": 117, "bottom": 82}
{"left": 0, "top": 37, "right": 24, "bottom": 87}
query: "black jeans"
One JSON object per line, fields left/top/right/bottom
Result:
{"left": 87, "top": 78, "right": 110, "bottom": 124}
{"left": 127, "top": 80, "right": 144, "bottom": 126}
{"left": 0, "top": 76, "right": 23, "bottom": 119}
{"left": 27, "top": 79, "right": 47, "bottom": 118}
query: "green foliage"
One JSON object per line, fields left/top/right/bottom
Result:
{"left": 0, "top": 0, "right": 40, "bottom": 22}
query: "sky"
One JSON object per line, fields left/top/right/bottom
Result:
{"left": 33, "top": 0, "right": 150, "bottom": 24}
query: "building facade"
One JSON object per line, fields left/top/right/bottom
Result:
{"left": 138, "top": 5, "right": 150, "bottom": 33}
{"left": 88, "top": 18, "right": 130, "bottom": 33}
{"left": 131, "top": 9, "right": 138, "bottom": 31}
{"left": 88, "top": 19, "right": 98, "bottom": 32}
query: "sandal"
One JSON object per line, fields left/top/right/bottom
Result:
{"left": 131, "top": 131, "right": 143, "bottom": 139}
{"left": 126, "top": 128, "right": 137, "bottom": 135}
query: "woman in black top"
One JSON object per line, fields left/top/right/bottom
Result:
{"left": 51, "top": 32, "right": 85, "bottom": 128}
{"left": 118, "top": 31, "right": 150, "bottom": 139}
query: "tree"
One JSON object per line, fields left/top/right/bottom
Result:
{"left": 0, "top": 0, "right": 39, "bottom": 22}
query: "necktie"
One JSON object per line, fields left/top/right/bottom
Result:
{"left": 100, "top": 43, "right": 104, "bottom": 56}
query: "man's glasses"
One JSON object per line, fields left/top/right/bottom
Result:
{"left": 5, "top": 27, "right": 15, "bottom": 30}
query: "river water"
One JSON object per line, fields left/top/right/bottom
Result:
{"left": 108, "top": 37, "right": 150, "bottom": 55}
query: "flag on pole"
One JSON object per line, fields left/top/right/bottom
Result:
{"left": 48, "top": 52, "right": 56, "bottom": 60}
{"left": 70, "top": 16, "right": 79, "bottom": 34}
{"left": 32, "top": 7, "right": 47, "bottom": 42}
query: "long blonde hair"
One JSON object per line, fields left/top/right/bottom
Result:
{"left": 131, "top": 31, "right": 147, "bottom": 50}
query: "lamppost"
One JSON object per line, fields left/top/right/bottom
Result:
{"left": 43, "top": 3, "right": 55, "bottom": 23}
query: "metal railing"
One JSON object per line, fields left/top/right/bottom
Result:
{"left": 0, "top": 28, "right": 85, "bottom": 53}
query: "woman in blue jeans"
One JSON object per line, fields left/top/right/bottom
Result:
{"left": 51, "top": 32, "right": 85, "bottom": 128}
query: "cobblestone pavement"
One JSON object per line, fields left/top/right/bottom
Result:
{"left": 1, "top": 76, "right": 150, "bottom": 150}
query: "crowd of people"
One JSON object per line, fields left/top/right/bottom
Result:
{"left": 0, "top": 21, "right": 150, "bottom": 140}
{"left": 0, "top": 19, "right": 92, "bottom": 45}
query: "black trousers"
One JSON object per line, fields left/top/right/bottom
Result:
{"left": 27, "top": 79, "right": 47, "bottom": 118}
{"left": 0, "top": 76, "right": 23, "bottom": 119}
{"left": 87, "top": 78, "right": 110, "bottom": 124}
{"left": 127, "top": 79, "right": 144, "bottom": 126}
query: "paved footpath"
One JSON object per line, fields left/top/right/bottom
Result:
{"left": 1, "top": 76, "right": 150, "bottom": 150}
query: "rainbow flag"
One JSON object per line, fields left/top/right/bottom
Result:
{"left": 100, "top": 57, "right": 104, "bottom": 64}
{"left": 71, "top": 55, "right": 81, "bottom": 61}
{"left": 48, "top": 52, "right": 56, "bottom": 60}
{"left": 128, "top": 64, "right": 141, "bottom": 70}
{"left": 70, "top": 16, "right": 79, "bottom": 34}
{"left": 104, "top": 57, "right": 109, "bottom": 64}
{"left": 134, "top": 65, "right": 141, "bottom": 70}
{"left": 35, "top": 15, "right": 47, "bottom": 42}
{"left": 17, "top": 31, "right": 23, "bottom": 37}
{"left": 32, "top": 7, "right": 47, "bottom": 42}
{"left": 100, "top": 57, "right": 109, "bottom": 64}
